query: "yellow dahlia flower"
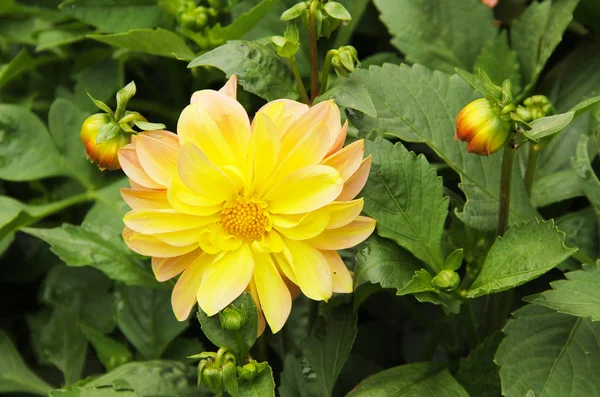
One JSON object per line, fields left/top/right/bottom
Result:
{"left": 118, "top": 76, "right": 375, "bottom": 333}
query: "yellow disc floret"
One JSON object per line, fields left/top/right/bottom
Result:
{"left": 221, "top": 198, "right": 269, "bottom": 240}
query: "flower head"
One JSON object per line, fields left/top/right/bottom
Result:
{"left": 119, "top": 76, "right": 375, "bottom": 333}
{"left": 455, "top": 98, "right": 512, "bottom": 156}
{"left": 81, "top": 113, "right": 130, "bottom": 170}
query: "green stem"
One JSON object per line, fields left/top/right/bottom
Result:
{"left": 33, "top": 191, "right": 96, "bottom": 219}
{"left": 320, "top": 50, "right": 335, "bottom": 94}
{"left": 572, "top": 250, "right": 597, "bottom": 265}
{"left": 308, "top": 0, "right": 319, "bottom": 102}
{"left": 420, "top": 321, "right": 445, "bottom": 361}
{"left": 496, "top": 141, "right": 515, "bottom": 237}
{"left": 234, "top": 331, "right": 248, "bottom": 360}
{"left": 460, "top": 303, "right": 480, "bottom": 351}
{"left": 288, "top": 56, "right": 310, "bottom": 104}
{"left": 524, "top": 143, "right": 541, "bottom": 195}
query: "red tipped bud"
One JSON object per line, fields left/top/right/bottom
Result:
{"left": 455, "top": 98, "right": 512, "bottom": 156}
{"left": 80, "top": 114, "right": 130, "bottom": 171}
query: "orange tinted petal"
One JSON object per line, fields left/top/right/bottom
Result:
{"left": 120, "top": 188, "right": 171, "bottom": 210}
{"left": 171, "top": 252, "right": 214, "bottom": 320}
{"left": 307, "top": 216, "right": 376, "bottom": 250}
{"left": 152, "top": 249, "right": 203, "bottom": 282}
{"left": 118, "top": 145, "right": 163, "bottom": 189}
{"left": 336, "top": 155, "right": 372, "bottom": 201}
{"left": 122, "top": 227, "right": 198, "bottom": 257}
{"left": 321, "top": 139, "right": 364, "bottom": 181}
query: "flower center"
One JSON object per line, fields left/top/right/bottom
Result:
{"left": 221, "top": 198, "right": 269, "bottom": 240}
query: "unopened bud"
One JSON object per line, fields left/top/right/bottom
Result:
{"left": 521, "top": 95, "right": 554, "bottom": 121}
{"left": 331, "top": 46, "right": 360, "bottom": 77}
{"left": 237, "top": 361, "right": 268, "bottom": 381}
{"left": 431, "top": 270, "right": 460, "bottom": 291}
{"left": 455, "top": 98, "right": 512, "bottom": 155}
{"left": 201, "top": 366, "right": 223, "bottom": 394}
{"left": 219, "top": 304, "right": 247, "bottom": 331}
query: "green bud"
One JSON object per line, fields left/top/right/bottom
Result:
{"left": 516, "top": 106, "right": 533, "bottom": 123}
{"left": 200, "top": 366, "right": 223, "bottom": 394}
{"left": 222, "top": 361, "right": 238, "bottom": 396}
{"left": 281, "top": 1, "right": 309, "bottom": 21}
{"left": 238, "top": 362, "right": 257, "bottom": 381}
{"left": 219, "top": 304, "right": 247, "bottom": 331}
{"left": 431, "top": 270, "right": 460, "bottom": 291}
{"left": 331, "top": 45, "right": 360, "bottom": 77}
{"left": 270, "top": 35, "right": 300, "bottom": 58}
{"left": 521, "top": 95, "right": 554, "bottom": 121}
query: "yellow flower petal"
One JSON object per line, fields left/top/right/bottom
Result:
{"left": 151, "top": 228, "right": 204, "bottom": 247}
{"left": 307, "top": 216, "right": 376, "bottom": 250}
{"left": 178, "top": 104, "right": 238, "bottom": 167}
{"left": 337, "top": 155, "right": 372, "bottom": 201}
{"left": 135, "top": 132, "right": 180, "bottom": 187}
{"left": 178, "top": 143, "right": 242, "bottom": 202}
{"left": 122, "top": 227, "right": 198, "bottom": 257}
{"left": 171, "top": 252, "right": 214, "bottom": 320}
{"left": 152, "top": 249, "right": 203, "bottom": 282}
{"left": 167, "top": 175, "right": 223, "bottom": 216}
{"left": 321, "top": 199, "right": 364, "bottom": 229}
{"left": 197, "top": 244, "right": 254, "bottom": 316}
{"left": 326, "top": 120, "right": 348, "bottom": 156}
{"left": 124, "top": 209, "right": 217, "bottom": 234}
{"left": 321, "top": 139, "right": 364, "bottom": 181}
{"left": 253, "top": 253, "right": 291, "bottom": 333}
{"left": 283, "top": 237, "right": 332, "bottom": 301}
{"left": 189, "top": 90, "right": 250, "bottom": 168}
{"left": 321, "top": 250, "right": 353, "bottom": 293}
{"left": 272, "top": 211, "right": 330, "bottom": 240}
{"left": 251, "top": 229, "right": 284, "bottom": 254}
{"left": 248, "top": 278, "right": 267, "bottom": 336}
{"left": 264, "top": 165, "right": 343, "bottom": 214}
{"left": 248, "top": 113, "right": 280, "bottom": 188}
{"left": 284, "top": 100, "right": 341, "bottom": 153}
{"left": 118, "top": 145, "right": 163, "bottom": 189}
{"left": 256, "top": 99, "right": 309, "bottom": 133}
{"left": 218, "top": 75, "right": 237, "bottom": 99}
{"left": 120, "top": 188, "right": 171, "bottom": 210}
{"left": 272, "top": 253, "right": 297, "bottom": 284}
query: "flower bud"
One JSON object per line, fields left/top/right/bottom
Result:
{"left": 431, "top": 270, "right": 460, "bottom": 291}
{"left": 455, "top": 98, "right": 512, "bottom": 156}
{"left": 237, "top": 361, "right": 268, "bottom": 381}
{"left": 80, "top": 114, "right": 130, "bottom": 171}
{"left": 219, "top": 304, "right": 247, "bottom": 331}
{"left": 331, "top": 45, "right": 360, "bottom": 76}
{"left": 521, "top": 95, "right": 554, "bottom": 121}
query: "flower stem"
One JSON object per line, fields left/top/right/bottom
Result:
{"left": 460, "top": 302, "right": 480, "bottom": 351}
{"left": 33, "top": 191, "right": 96, "bottom": 219}
{"left": 524, "top": 143, "right": 541, "bottom": 195}
{"left": 572, "top": 250, "right": 597, "bottom": 265}
{"left": 308, "top": 0, "right": 320, "bottom": 102}
{"left": 320, "top": 50, "right": 335, "bottom": 94}
{"left": 496, "top": 141, "right": 515, "bottom": 237}
{"left": 288, "top": 56, "right": 310, "bottom": 104}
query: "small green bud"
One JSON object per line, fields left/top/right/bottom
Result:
{"left": 521, "top": 95, "right": 554, "bottom": 121}
{"left": 331, "top": 45, "right": 360, "bottom": 77}
{"left": 238, "top": 363, "right": 257, "bottom": 381}
{"left": 431, "top": 270, "right": 460, "bottom": 291}
{"left": 516, "top": 106, "right": 533, "bottom": 122}
{"left": 222, "top": 361, "right": 238, "bottom": 396}
{"left": 219, "top": 304, "right": 247, "bottom": 331}
{"left": 281, "top": 1, "right": 309, "bottom": 21}
{"left": 201, "top": 366, "right": 223, "bottom": 394}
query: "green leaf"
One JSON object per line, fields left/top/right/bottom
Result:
{"left": 323, "top": 2, "right": 351, "bottom": 21}
{"left": 474, "top": 31, "right": 521, "bottom": 95}
{"left": 302, "top": 303, "right": 357, "bottom": 396}
{"left": 350, "top": 64, "right": 538, "bottom": 231}
{"left": 530, "top": 169, "right": 584, "bottom": 208}
{"left": 59, "top": 0, "right": 170, "bottom": 33}
{"left": 88, "top": 29, "right": 195, "bottom": 60}
{"left": 0, "top": 48, "right": 54, "bottom": 89}
{"left": 526, "top": 266, "right": 600, "bottom": 320}
{"left": 83, "top": 178, "right": 130, "bottom": 236}
{"left": 444, "top": 249, "right": 464, "bottom": 271}
{"left": 197, "top": 292, "right": 258, "bottom": 353}
{"left": 314, "top": 76, "right": 377, "bottom": 117}
{"left": 522, "top": 111, "right": 574, "bottom": 142}
{"left": 23, "top": 224, "right": 159, "bottom": 288}
{"left": 570, "top": 95, "right": 600, "bottom": 118}
{"left": 36, "top": 26, "right": 92, "bottom": 51}
{"left": 0, "top": 330, "right": 52, "bottom": 396}
{"left": 373, "top": 0, "right": 496, "bottom": 74}
{"left": 347, "top": 362, "right": 469, "bottom": 397}
{"left": 278, "top": 355, "right": 311, "bottom": 397}
{"left": 354, "top": 234, "right": 423, "bottom": 291}
{"left": 455, "top": 333, "right": 503, "bottom": 397}
{"left": 511, "top": 0, "right": 578, "bottom": 91}
{"left": 82, "top": 361, "right": 202, "bottom": 396}
{"left": 188, "top": 40, "right": 297, "bottom": 101}
{"left": 572, "top": 135, "right": 600, "bottom": 209}
{"left": 555, "top": 208, "right": 599, "bottom": 269}
{"left": 238, "top": 364, "right": 276, "bottom": 397}
{"left": 116, "top": 286, "right": 187, "bottom": 359}
{"left": 362, "top": 139, "right": 448, "bottom": 271}
{"left": 495, "top": 305, "right": 600, "bottom": 397}
{"left": 133, "top": 120, "right": 166, "bottom": 131}
{"left": 466, "top": 220, "right": 577, "bottom": 298}
{"left": 50, "top": 387, "right": 138, "bottom": 396}
{"left": 213, "top": 0, "right": 281, "bottom": 42}
{"left": 81, "top": 325, "right": 132, "bottom": 371}
{"left": 396, "top": 269, "right": 436, "bottom": 296}
{"left": 73, "top": 58, "right": 124, "bottom": 109}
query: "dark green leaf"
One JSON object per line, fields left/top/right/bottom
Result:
{"left": 495, "top": 305, "right": 600, "bottom": 397}
{"left": 116, "top": 286, "right": 187, "bottom": 359}
{"left": 89, "top": 29, "right": 195, "bottom": 60}
{"left": 0, "top": 48, "right": 54, "bottom": 89}
{"left": 530, "top": 169, "right": 584, "bottom": 208}
{"left": 81, "top": 325, "right": 132, "bottom": 371}
{"left": 455, "top": 333, "right": 503, "bottom": 397}
{"left": 474, "top": 31, "right": 521, "bottom": 95}
{"left": 197, "top": 292, "right": 258, "bottom": 353}
{"left": 555, "top": 207, "right": 599, "bottom": 269}
{"left": 0, "top": 331, "right": 52, "bottom": 396}
{"left": 362, "top": 139, "right": 448, "bottom": 272}
{"left": 347, "top": 362, "right": 469, "bottom": 397}
{"left": 238, "top": 364, "right": 276, "bottom": 397}
{"left": 374, "top": 0, "right": 496, "bottom": 74}
{"left": 215, "top": 0, "right": 281, "bottom": 42}
{"left": 36, "top": 26, "right": 92, "bottom": 51}
{"left": 572, "top": 135, "right": 600, "bottom": 209}
{"left": 188, "top": 41, "right": 297, "bottom": 101}
{"left": 466, "top": 220, "right": 577, "bottom": 298}
{"left": 315, "top": 76, "right": 376, "bottom": 117}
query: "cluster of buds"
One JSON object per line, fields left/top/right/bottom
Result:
{"left": 281, "top": 0, "right": 351, "bottom": 38}
{"left": 192, "top": 348, "right": 238, "bottom": 396}
{"left": 80, "top": 82, "right": 165, "bottom": 170}
{"left": 515, "top": 95, "right": 554, "bottom": 122}
{"left": 161, "top": 0, "right": 234, "bottom": 31}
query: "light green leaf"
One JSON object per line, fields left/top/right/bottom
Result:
{"left": 455, "top": 333, "right": 503, "bottom": 397}
{"left": 512, "top": 0, "right": 578, "bottom": 91}
{"left": 466, "top": 220, "right": 576, "bottom": 298}
{"left": 196, "top": 292, "right": 258, "bottom": 354}
{"left": 444, "top": 249, "right": 464, "bottom": 271}
{"left": 354, "top": 234, "right": 423, "bottom": 291}
{"left": 347, "top": 362, "right": 469, "bottom": 397}
{"left": 238, "top": 364, "right": 276, "bottom": 397}
{"left": 495, "top": 305, "right": 600, "bottom": 397}
{"left": 188, "top": 40, "right": 297, "bottom": 101}
{"left": 302, "top": 304, "right": 357, "bottom": 397}
{"left": 523, "top": 112, "right": 575, "bottom": 142}
{"left": 526, "top": 266, "right": 600, "bottom": 320}
{"left": 0, "top": 330, "right": 52, "bottom": 396}
{"left": 81, "top": 325, "right": 132, "bottom": 371}
{"left": 396, "top": 269, "right": 436, "bottom": 296}
{"left": 350, "top": 64, "right": 538, "bottom": 231}
{"left": 315, "top": 75, "right": 377, "bottom": 117}
{"left": 474, "top": 31, "right": 521, "bottom": 95}
{"left": 213, "top": 0, "right": 280, "bottom": 42}
{"left": 116, "top": 286, "right": 187, "bottom": 360}
{"left": 82, "top": 178, "right": 130, "bottom": 236}
{"left": 36, "top": 26, "right": 92, "bottom": 51}
{"left": 89, "top": 28, "right": 195, "bottom": 60}
{"left": 531, "top": 169, "right": 584, "bottom": 208}
{"left": 23, "top": 224, "right": 159, "bottom": 288}
{"left": 50, "top": 387, "right": 138, "bottom": 396}
{"left": 59, "top": 0, "right": 170, "bottom": 33}
{"left": 0, "top": 48, "right": 54, "bottom": 89}
{"left": 570, "top": 95, "right": 600, "bottom": 118}
{"left": 362, "top": 139, "right": 448, "bottom": 271}
{"left": 72, "top": 58, "right": 124, "bottom": 108}
{"left": 374, "top": 0, "right": 496, "bottom": 74}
